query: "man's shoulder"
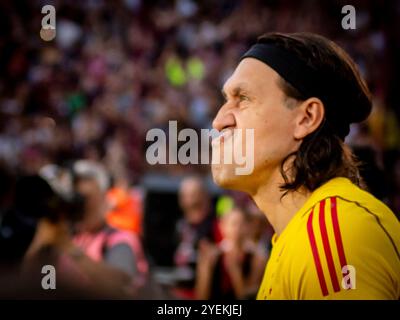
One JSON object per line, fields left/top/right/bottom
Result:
{"left": 301, "top": 177, "right": 397, "bottom": 223}
{"left": 298, "top": 178, "right": 400, "bottom": 265}
{"left": 311, "top": 177, "right": 383, "bottom": 203}
{"left": 289, "top": 179, "right": 400, "bottom": 299}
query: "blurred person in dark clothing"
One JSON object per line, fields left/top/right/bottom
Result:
{"left": 348, "top": 123, "right": 389, "bottom": 202}
{"left": 245, "top": 203, "right": 273, "bottom": 258}
{"left": 173, "top": 175, "right": 221, "bottom": 299}
{"left": 195, "top": 207, "right": 266, "bottom": 300}
{"left": 72, "top": 160, "right": 148, "bottom": 289}
{"left": 352, "top": 145, "right": 388, "bottom": 202}
{"left": 0, "top": 163, "right": 36, "bottom": 268}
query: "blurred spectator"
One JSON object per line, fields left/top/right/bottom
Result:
{"left": 173, "top": 175, "right": 221, "bottom": 299}
{"left": 245, "top": 202, "right": 273, "bottom": 259}
{"left": 106, "top": 176, "right": 143, "bottom": 235}
{"left": 195, "top": 207, "right": 266, "bottom": 300}
{"left": 72, "top": 160, "right": 148, "bottom": 289}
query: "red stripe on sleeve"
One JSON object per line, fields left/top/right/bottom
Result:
{"left": 307, "top": 208, "right": 329, "bottom": 296}
{"left": 319, "top": 199, "right": 341, "bottom": 292}
{"left": 330, "top": 197, "right": 348, "bottom": 268}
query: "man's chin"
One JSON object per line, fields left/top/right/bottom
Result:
{"left": 211, "top": 166, "right": 241, "bottom": 190}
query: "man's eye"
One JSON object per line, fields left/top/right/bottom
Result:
{"left": 239, "top": 95, "right": 249, "bottom": 101}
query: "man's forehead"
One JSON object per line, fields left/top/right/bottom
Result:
{"left": 223, "top": 57, "right": 279, "bottom": 93}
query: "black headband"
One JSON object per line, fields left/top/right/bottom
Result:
{"left": 240, "top": 43, "right": 351, "bottom": 139}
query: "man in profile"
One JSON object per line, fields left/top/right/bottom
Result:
{"left": 211, "top": 32, "right": 400, "bottom": 299}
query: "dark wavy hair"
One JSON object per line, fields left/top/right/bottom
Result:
{"left": 257, "top": 32, "right": 372, "bottom": 194}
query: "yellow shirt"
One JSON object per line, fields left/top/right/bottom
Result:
{"left": 257, "top": 177, "right": 400, "bottom": 300}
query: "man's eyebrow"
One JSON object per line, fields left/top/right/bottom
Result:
{"left": 221, "top": 83, "right": 252, "bottom": 98}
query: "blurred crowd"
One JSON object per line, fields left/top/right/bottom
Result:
{"left": 0, "top": 0, "right": 399, "bottom": 299}
{"left": 0, "top": 161, "right": 271, "bottom": 299}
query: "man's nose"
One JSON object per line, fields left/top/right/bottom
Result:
{"left": 212, "top": 104, "right": 236, "bottom": 131}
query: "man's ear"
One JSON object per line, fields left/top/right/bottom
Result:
{"left": 293, "top": 97, "right": 325, "bottom": 140}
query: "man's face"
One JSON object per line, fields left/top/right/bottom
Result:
{"left": 211, "top": 58, "right": 300, "bottom": 194}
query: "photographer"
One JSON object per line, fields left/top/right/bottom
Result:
{"left": 1, "top": 166, "right": 136, "bottom": 299}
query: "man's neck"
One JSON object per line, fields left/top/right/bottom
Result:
{"left": 251, "top": 170, "right": 311, "bottom": 235}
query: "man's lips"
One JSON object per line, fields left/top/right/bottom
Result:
{"left": 212, "top": 128, "right": 234, "bottom": 146}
